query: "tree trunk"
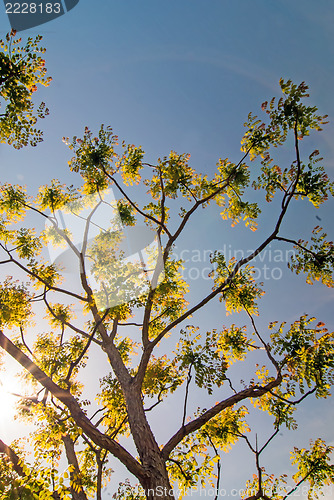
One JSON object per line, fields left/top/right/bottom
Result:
{"left": 142, "top": 471, "right": 176, "bottom": 500}
{"left": 123, "top": 386, "right": 175, "bottom": 500}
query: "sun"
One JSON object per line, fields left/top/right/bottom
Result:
{"left": 0, "top": 375, "right": 19, "bottom": 425}
{"left": 0, "top": 357, "right": 28, "bottom": 433}
{"left": 0, "top": 358, "right": 36, "bottom": 444}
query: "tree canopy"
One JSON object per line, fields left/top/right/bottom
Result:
{"left": 0, "top": 32, "right": 334, "bottom": 500}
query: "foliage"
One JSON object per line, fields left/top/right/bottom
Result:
{"left": 0, "top": 30, "right": 51, "bottom": 148}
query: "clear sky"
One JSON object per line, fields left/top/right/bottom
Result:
{"left": 0, "top": 1, "right": 334, "bottom": 499}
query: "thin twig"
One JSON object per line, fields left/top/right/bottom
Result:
{"left": 182, "top": 363, "right": 193, "bottom": 427}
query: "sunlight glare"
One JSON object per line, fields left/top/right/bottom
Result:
{"left": 0, "top": 372, "right": 20, "bottom": 427}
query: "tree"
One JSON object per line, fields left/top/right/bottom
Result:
{"left": 0, "top": 32, "right": 334, "bottom": 500}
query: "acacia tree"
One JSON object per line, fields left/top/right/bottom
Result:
{"left": 0, "top": 32, "right": 334, "bottom": 500}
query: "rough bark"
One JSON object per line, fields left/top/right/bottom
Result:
{"left": 123, "top": 385, "right": 175, "bottom": 499}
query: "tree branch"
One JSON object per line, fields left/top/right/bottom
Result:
{"left": 62, "top": 434, "right": 88, "bottom": 500}
{"left": 0, "top": 438, "right": 25, "bottom": 476}
{"left": 268, "top": 386, "right": 317, "bottom": 406}
{"left": 0, "top": 245, "right": 87, "bottom": 302}
{"left": 182, "top": 363, "right": 193, "bottom": 427}
{"left": 101, "top": 166, "right": 172, "bottom": 238}
{"left": 161, "top": 374, "right": 282, "bottom": 460}
{"left": 43, "top": 292, "right": 102, "bottom": 347}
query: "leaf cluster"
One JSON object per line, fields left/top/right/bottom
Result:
{"left": 287, "top": 227, "right": 334, "bottom": 287}
{"left": 0, "top": 31, "right": 51, "bottom": 149}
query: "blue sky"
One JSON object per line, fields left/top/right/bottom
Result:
{"left": 1, "top": 0, "right": 334, "bottom": 186}
{"left": 0, "top": 1, "right": 334, "bottom": 498}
